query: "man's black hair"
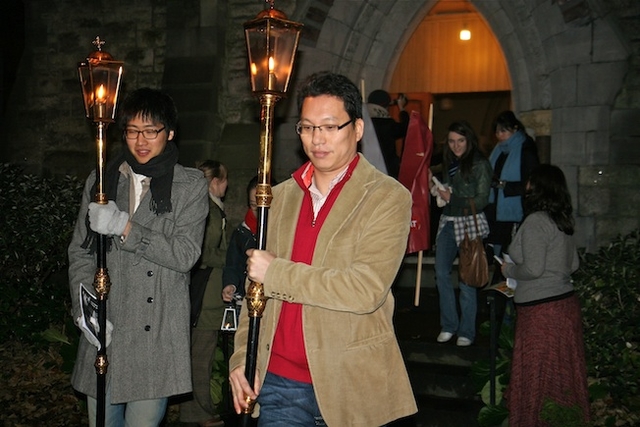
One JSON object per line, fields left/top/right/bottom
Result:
{"left": 297, "top": 72, "right": 362, "bottom": 122}
{"left": 117, "top": 87, "right": 178, "bottom": 133}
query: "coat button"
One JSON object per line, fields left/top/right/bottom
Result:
{"left": 147, "top": 297, "right": 154, "bottom": 303}
{"left": 147, "top": 271, "right": 153, "bottom": 277}
{"left": 144, "top": 325, "right": 151, "bottom": 331}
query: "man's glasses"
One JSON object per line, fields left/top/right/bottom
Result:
{"left": 124, "top": 127, "right": 166, "bottom": 140}
{"left": 295, "top": 120, "right": 353, "bottom": 136}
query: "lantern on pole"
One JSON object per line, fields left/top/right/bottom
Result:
{"left": 77, "top": 36, "right": 123, "bottom": 427}
{"left": 78, "top": 37, "right": 123, "bottom": 124}
{"left": 240, "top": 1, "right": 302, "bottom": 424}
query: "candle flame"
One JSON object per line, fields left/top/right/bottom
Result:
{"left": 268, "top": 57, "right": 275, "bottom": 72}
{"left": 96, "top": 85, "right": 106, "bottom": 103}
{"left": 251, "top": 62, "right": 257, "bottom": 75}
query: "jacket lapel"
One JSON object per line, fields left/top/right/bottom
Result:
{"left": 270, "top": 183, "right": 303, "bottom": 260}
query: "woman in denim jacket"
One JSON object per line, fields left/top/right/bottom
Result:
{"left": 429, "top": 121, "right": 492, "bottom": 346}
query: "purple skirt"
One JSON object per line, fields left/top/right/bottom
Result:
{"left": 507, "top": 294, "right": 590, "bottom": 427}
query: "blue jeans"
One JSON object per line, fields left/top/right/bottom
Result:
{"left": 257, "top": 372, "right": 326, "bottom": 427}
{"left": 435, "top": 221, "right": 477, "bottom": 341}
{"left": 87, "top": 381, "right": 168, "bottom": 427}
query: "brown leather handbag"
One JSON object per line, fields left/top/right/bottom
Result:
{"left": 458, "top": 200, "right": 489, "bottom": 288}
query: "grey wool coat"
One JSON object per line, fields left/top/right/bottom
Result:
{"left": 68, "top": 163, "right": 208, "bottom": 403}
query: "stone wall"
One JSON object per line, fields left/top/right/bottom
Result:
{"left": 1, "top": 0, "right": 639, "bottom": 249}
{"left": 1, "top": 0, "right": 168, "bottom": 177}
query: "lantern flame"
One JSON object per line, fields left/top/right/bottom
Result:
{"left": 96, "top": 85, "right": 106, "bottom": 103}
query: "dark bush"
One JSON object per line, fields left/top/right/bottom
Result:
{"left": 0, "top": 163, "right": 83, "bottom": 344}
{"left": 574, "top": 230, "right": 640, "bottom": 423}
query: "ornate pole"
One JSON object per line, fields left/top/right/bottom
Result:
{"left": 241, "top": 3, "right": 302, "bottom": 425}
{"left": 78, "top": 37, "right": 123, "bottom": 427}
{"left": 241, "top": 93, "right": 276, "bottom": 424}
{"left": 93, "top": 121, "right": 111, "bottom": 427}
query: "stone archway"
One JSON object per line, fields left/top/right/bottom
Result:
{"left": 285, "top": 0, "right": 634, "bottom": 248}
{"left": 303, "top": 0, "right": 548, "bottom": 113}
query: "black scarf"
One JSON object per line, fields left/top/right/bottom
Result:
{"left": 80, "top": 141, "right": 179, "bottom": 251}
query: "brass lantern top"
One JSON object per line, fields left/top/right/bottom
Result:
{"left": 244, "top": 1, "right": 303, "bottom": 96}
{"left": 86, "top": 36, "right": 115, "bottom": 62}
{"left": 78, "top": 36, "right": 124, "bottom": 123}
{"left": 255, "top": 2, "right": 288, "bottom": 20}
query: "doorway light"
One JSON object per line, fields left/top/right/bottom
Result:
{"left": 460, "top": 26, "right": 471, "bottom": 40}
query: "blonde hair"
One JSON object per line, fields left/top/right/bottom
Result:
{"left": 196, "top": 160, "right": 227, "bottom": 181}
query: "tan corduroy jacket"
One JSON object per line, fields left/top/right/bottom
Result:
{"left": 230, "top": 155, "right": 417, "bottom": 426}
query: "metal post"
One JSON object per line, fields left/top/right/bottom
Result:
{"left": 488, "top": 293, "right": 496, "bottom": 406}
{"left": 93, "top": 121, "right": 112, "bottom": 427}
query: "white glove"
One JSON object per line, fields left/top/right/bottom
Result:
{"left": 430, "top": 176, "right": 450, "bottom": 207}
{"left": 76, "top": 316, "right": 113, "bottom": 349}
{"left": 88, "top": 201, "right": 129, "bottom": 236}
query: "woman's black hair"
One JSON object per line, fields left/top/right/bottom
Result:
{"left": 246, "top": 175, "right": 258, "bottom": 207}
{"left": 524, "top": 164, "right": 575, "bottom": 235}
{"left": 443, "top": 120, "right": 482, "bottom": 180}
{"left": 492, "top": 110, "right": 525, "bottom": 134}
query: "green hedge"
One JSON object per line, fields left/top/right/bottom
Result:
{"left": 0, "top": 163, "right": 83, "bottom": 344}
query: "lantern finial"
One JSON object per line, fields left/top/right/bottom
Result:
{"left": 92, "top": 36, "right": 106, "bottom": 51}
{"left": 87, "top": 36, "right": 114, "bottom": 62}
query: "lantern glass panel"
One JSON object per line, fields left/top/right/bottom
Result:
{"left": 245, "top": 18, "right": 301, "bottom": 94}
{"left": 78, "top": 59, "right": 123, "bottom": 122}
{"left": 78, "top": 62, "right": 92, "bottom": 118}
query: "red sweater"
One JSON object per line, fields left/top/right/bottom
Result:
{"left": 267, "top": 156, "right": 359, "bottom": 383}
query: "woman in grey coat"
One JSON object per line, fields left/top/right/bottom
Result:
{"left": 501, "top": 164, "right": 589, "bottom": 427}
{"left": 68, "top": 88, "right": 209, "bottom": 427}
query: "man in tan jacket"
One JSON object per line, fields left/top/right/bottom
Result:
{"left": 229, "top": 72, "right": 417, "bottom": 426}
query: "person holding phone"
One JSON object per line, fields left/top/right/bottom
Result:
{"left": 501, "top": 164, "right": 589, "bottom": 427}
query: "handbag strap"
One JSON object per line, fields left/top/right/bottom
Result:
{"left": 469, "top": 199, "right": 480, "bottom": 235}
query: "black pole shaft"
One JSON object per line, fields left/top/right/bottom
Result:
{"left": 94, "top": 122, "right": 109, "bottom": 427}
{"left": 239, "top": 203, "right": 268, "bottom": 427}
{"left": 96, "top": 235, "right": 107, "bottom": 427}
{"left": 489, "top": 293, "right": 496, "bottom": 406}
{"left": 239, "top": 316, "right": 261, "bottom": 427}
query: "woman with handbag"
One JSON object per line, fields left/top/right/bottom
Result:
{"left": 430, "top": 121, "right": 492, "bottom": 346}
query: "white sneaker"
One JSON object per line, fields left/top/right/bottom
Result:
{"left": 456, "top": 337, "right": 472, "bottom": 347}
{"left": 437, "top": 332, "right": 454, "bottom": 343}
